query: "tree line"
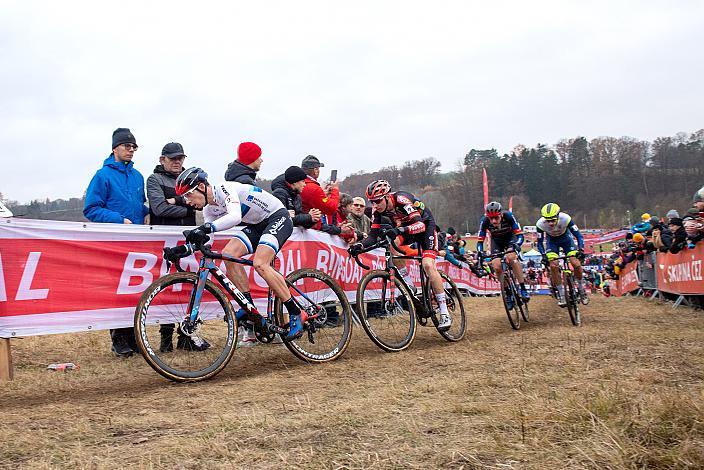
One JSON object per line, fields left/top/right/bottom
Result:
{"left": 4, "top": 129, "right": 702, "bottom": 231}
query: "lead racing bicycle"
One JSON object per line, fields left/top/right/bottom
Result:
{"left": 544, "top": 253, "right": 585, "bottom": 327}
{"left": 348, "top": 232, "right": 466, "bottom": 352}
{"left": 134, "top": 230, "right": 353, "bottom": 382}
{"left": 481, "top": 248, "right": 529, "bottom": 330}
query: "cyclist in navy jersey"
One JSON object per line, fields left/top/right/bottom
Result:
{"left": 349, "top": 180, "right": 452, "bottom": 331}
{"left": 476, "top": 201, "right": 529, "bottom": 305}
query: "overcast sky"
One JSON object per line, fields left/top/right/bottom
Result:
{"left": 1, "top": 0, "right": 702, "bottom": 203}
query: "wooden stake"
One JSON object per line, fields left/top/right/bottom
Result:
{"left": 0, "top": 338, "right": 13, "bottom": 381}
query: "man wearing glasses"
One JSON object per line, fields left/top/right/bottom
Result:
{"left": 349, "top": 180, "right": 452, "bottom": 331}
{"left": 84, "top": 127, "right": 149, "bottom": 357}
{"left": 347, "top": 197, "right": 371, "bottom": 238}
{"left": 146, "top": 142, "right": 196, "bottom": 226}
{"left": 146, "top": 142, "right": 207, "bottom": 353}
{"left": 536, "top": 203, "right": 587, "bottom": 306}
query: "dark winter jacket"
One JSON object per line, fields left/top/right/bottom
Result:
{"left": 270, "top": 174, "right": 314, "bottom": 228}
{"left": 84, "top": 155, "right": 149, "bottom": 224}
{"left": 146, "top": 165, "right": 196, "bottom": 226}
{"left": 224, "top": 160, "right": 257, "bottom": 184}
{"left": 669, "top": 226, "right": 688, "bottom": 254}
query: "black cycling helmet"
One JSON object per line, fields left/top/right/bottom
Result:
{"left": 175, "top": 167, "right": 209, "bottom": 196}
{"left": 485, "top": 201, "right": 502, "bottom": 216}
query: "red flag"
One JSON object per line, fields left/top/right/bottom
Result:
{"left": 482, "top": 168, "right": 489, "bottom": 207}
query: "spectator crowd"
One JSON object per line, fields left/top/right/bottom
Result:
{"left": 604, "top": 191, "right": 704, "bottom": 280}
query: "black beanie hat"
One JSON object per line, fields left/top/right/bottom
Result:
{"left": 112, "top": 128, "right": 137, "bottom": 149}
{"left": 285, "top": 166, "right": 307, "bottom": 184}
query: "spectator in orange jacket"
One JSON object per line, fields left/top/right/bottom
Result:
{"left": 300, "top": 155, "right": 340, "bottom": 222}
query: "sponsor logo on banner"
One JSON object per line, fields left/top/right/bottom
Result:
{"left": 656, "top": 244, "right": 704, "bottom": 295}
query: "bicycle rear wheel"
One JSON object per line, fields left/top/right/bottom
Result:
{"left": 356, "top": 270, "right": 417, "bottom": 352}
{"left": 134, "top": 272, "right": 237, "bottom": 382}
{"left": 275, "top": 268, "right": 352, "bottom": 363}
{"left": 431, "top": 271, "right": 467, "bottom": 341}
{"left": 565, "top": 275, "right": 581, "bottom": 327}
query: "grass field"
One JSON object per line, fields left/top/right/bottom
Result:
{"left": 2, "top": 296, "right": 703, "bottom": 469}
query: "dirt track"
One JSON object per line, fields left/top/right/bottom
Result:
{"left": 2, "top": 296, "right": 703, "bottom": 469}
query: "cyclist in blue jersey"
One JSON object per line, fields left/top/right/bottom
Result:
{"left": 536, "top": 203, "right": 588, "bottom": 306}
{"left": 477, "top": 201, "right": 529, "bottom": 307}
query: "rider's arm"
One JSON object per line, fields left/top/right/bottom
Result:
{"left": 204, "top": 194, "right": 242, "bottom": 232}
{"left": 507, "top": 212, "right": 524, "bottom": 246}
{"left": 402, "top": 214, "right": 426, "bottom": 235}
{"left": 362, "top": 212, "right": 382, "bottom": 247}
{"left": 568, "top": 221, "right": 585, "bottom": 249}
{"left": 536, "top": 228, "right": 546, "bottom": 254}
{"left": 476, "top": 216, "right": 488, "bottom": 253}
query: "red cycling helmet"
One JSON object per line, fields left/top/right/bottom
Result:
{"left": 366, "top": 180, "right": 391, "bottom": 201}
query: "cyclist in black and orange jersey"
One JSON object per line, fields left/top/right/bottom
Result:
{"left": 349, "top": 180, "right": 451, "bottom": 331}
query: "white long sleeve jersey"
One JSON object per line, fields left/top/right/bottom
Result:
{"left": 202, "top": 182, "right": 284, "bottom": 232}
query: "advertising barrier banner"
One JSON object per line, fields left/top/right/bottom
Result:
{"left": 611, "top": 261, "right": 639, "bottom": 297}
{"left": 0, "top": 219, "right": 499, "bottom": 337}
{"left": 655, "top": 243, "right": 704, "bottom": 295}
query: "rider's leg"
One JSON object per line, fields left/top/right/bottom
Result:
{"left": 507, "top": 252, "right": 529, "bottom": 299}
{"left": 422, "top": 255, "right": 451, "bottom": 330}
{"left": 491, "top": 257, "right": 503, "bottom": 277}
{"left": 222, "top": 237, "right": 251, "bottom": 294}
{"left": 391, "top": 238, "right": 416, "bottom": 291}
{"left": 549, "top": 260, "right": 561, "bottom": 286}
{"left": 570, "top": 256, "right": 583, "bottom": 281}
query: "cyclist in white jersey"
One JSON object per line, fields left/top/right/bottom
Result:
{"left": 175, "top": 167, "right": 306, "bottom": 339}
{"left": 536, "top": 203, "right": 588, "bottom": 306}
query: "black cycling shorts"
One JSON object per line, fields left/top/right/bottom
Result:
{"left": 491, "top": 236, "right": 517, "bottom": 254}
{"left": 232, "top": 208, "right": 293, "bottom": 254}
{"left": 399, "top": 218, "right": 438, "bottom": 257}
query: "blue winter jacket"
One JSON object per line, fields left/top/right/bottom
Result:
{"left": 83, "top": 155, "right": 149, "bottom": 224}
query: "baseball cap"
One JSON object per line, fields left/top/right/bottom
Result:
{"left": 161, "top": 142, "right": 187, "bottom": 158}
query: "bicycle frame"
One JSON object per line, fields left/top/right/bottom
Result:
{"left": 170, "top": 243, "right": 320, "bottom": 331}
{"left": 357, "top": 236, "right": 435, "bottom": 318}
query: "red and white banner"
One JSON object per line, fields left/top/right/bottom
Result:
{"left": 0, "top": 219, "right": 498, "bottom": 337}
{"left": 610, "top": 261, "right": 639, "bottom": 297}
{"left": 656, "top": 243, "right": 704, "bottom": 295}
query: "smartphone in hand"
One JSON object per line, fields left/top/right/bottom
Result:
{"left": 330, "top": 169, "right": 338, "bottom": 182}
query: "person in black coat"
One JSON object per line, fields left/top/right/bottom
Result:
{"left": 667, "top": 218, "right": 687, "bottom": 254}
{"left": 270, "top": 166, "right": 319, "bottom": 228}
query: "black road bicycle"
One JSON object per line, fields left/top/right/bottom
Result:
{"left": 349, "top": 233, "right": 466, "bottom": 352}
{"left": 482, "top": 249, "right": 529, "bottom": 330}
{"left": 134, "top": 232, "right": 353, "bottom": 382}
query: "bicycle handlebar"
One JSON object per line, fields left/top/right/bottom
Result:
{"left": 347, "top": 231, "right": 411, "bottom": 270}
{"left": 162, "top": 230, "right": 253, "bottom": 272}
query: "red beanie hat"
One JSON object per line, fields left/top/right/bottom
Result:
{"left": 237, "top": 142, "right": 262, "bottom": 165}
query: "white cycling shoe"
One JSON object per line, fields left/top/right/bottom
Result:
{"left": 437, "top": 313, "right": 452, "bottom": 331}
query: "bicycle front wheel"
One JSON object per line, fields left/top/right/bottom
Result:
{"left": 275, "top": 268, "right": 352, "bottom": 363}
{"left": 357, "top": 270, "right": 417, "bottom": 352}
{"left": 565, "top": 275, "right": 581, "bottom": 327}
{"left": 431, "top": 271, "right": 467, "bottom": 341}
{"left": 500, "top": 272, "right": 520, "bottom": 330}
{"left": 134, "top": 272, "right": 237, "bottom": 382}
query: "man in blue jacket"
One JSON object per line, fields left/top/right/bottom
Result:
{"left": 84, "top": 127, "right": 149, "bottom": 357}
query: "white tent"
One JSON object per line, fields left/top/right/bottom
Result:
{"left": 0, "top": 201, "right": 13, "bottom": 218}
{"left": 522, "top": 248, "right": 542, "bottom": 264}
